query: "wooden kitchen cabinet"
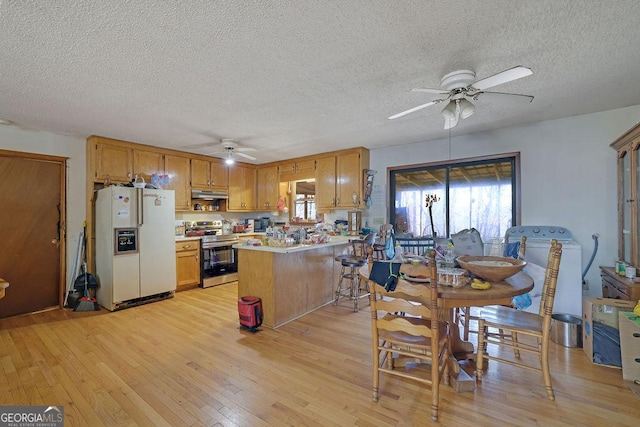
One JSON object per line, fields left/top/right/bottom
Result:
{"left": 92, "top": 137, "right": 134, "bottom": 182}
{"left": 316, "top": 156, "right": 337, "bottom": 211}
{"left": 91, "top": 136, "right": 166, "bottom": 184}
{"left": 191, "top": 158, "right": 228, "bottom": 191}
{"left": 336, "top": 151, "right": 364, "bottom": 209}
{"left": 176, "top": 240, "right": 200, "bottom": 291}
{"left": 228, "top": 164, "right": 257, "bottom": 211}
{"left": 165, "top": 155, "right": 192, "bottom": 211}
{"left": 133, "top": 149, "right": 164, "bottom": 182}
{"left": 279, "top": 158, "right": 316, "bottom": 181}
{"left": 611, "top": 123, "right": 640, "bottom": 270}
{"left": 257, "top": 165, "right": 279, "bottom": 210}
{"left": 601, "top": 266, "right": 640, "bottom": 301}
{"left": 315, "top": 148, "right": 369, "bottom": 211}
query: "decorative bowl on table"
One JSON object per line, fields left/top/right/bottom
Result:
{"left": 456, "top": 255, "right": 526, "bottom": 282}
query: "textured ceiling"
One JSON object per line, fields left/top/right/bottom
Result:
{"left": 1, "top": 1, "right": 640, "bottom": 164}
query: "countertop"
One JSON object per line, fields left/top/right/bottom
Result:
{"left": 234, "top": 235, "right": 352, "bottom": 254}
{"left": 175, "top": 232, "right": 266, "bottom": 242}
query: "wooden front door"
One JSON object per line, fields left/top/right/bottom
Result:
{"left": 0, "top": 151, "right": 66, "bottom": 318}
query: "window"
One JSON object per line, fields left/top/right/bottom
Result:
{"left": 295, "top": 194, "right": 316, "bottom": 220}
{"left": 389, "top": 153, "right": 520, "bottom": 242}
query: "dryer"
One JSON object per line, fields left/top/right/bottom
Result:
{"left": 505, "top": 226, "right": 583, "bottom": 317}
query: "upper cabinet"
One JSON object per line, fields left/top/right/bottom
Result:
{"left": 228, "top": 164, "right": 257, "bottom": 211}
{"left": 134, "top": 149, "right": 164, "bottom": 182}
{"left": 257, "top": 165, "right": 279, "bottom": 210}
{"left": 92, "top": 138, "right": 134, "bottom": 182}
{"left": 315, "top": 156, "right": 337, "bottom": 211}
{"left": 191, "top": 158, "right": 228, "bottom": 191}
{"left": 91, "top": 137, "right": 164, "bottom": 184}
{"left": 315, "top": 148, "right": 369, "bottom": 211}
{"left": 89, "top": 135, "right": 369, "bottom": 215}
{"left": 165, "top": 155, "right": 191, "bottom": 211}
{"left": 279, "top": 158, "right": 316, "bottom": 181}
{"left": 612, "top": 123, "right": 640, "bottom": 268}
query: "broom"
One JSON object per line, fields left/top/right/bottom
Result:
{"left": 74, "top": 222, "right": 100, "bottom": 312}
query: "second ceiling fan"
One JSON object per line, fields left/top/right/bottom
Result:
{"left": 205, "top": 139, "right": 257, "bottom": 164}
{"left": 389, "top": 66, "right": 534, "bottom": 129}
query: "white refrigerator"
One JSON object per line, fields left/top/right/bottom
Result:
{"left": 95, "top": 186, "right": 177, "bottom": 311}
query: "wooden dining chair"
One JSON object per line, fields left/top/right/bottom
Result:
{"left": 366, "top": 249, "right": 450, "bottom": 422}
{"left": 475, "top": 240, "right": 563, "bottom": 400}
{"left": 458, "top": 235, "right": 527, "bottom": 341}
{"left": 394, "top": 236, "right": 435, "bottom": 257}
{"left": 372, "top": 224, "right": 394, "bottom": 260}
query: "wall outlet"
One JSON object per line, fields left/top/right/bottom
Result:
{"left": 582, "top": 279, "right": 589, "bottom": 290}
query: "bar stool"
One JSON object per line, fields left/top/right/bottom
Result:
{"left": 334, "top": 256, "right": 368, "bottom": 312}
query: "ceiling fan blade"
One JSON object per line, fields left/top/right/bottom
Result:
{"left": 388, "top": 100, "right": 439, "bottom": 120}
{"left": 474, "top": 91, "right": 534, "bottom": 103}
{"left": 410, "top": 88, "right": 449, "bottom": 95}
{"left": 235, "top": 147, "right": 257, "bottom": 152}
{"left": 471, "top": 66, "right": 532, "bottom": 91}
{"left": 235, "top": 152, "right": 257, "bottom": 161}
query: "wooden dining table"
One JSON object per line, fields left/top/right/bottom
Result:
{"left": 360, "top": 264, "right": 534, "bottom": 392}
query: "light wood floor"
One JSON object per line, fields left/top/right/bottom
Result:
{"left": 1, "top": 283, "right": 638, "bottom": 426}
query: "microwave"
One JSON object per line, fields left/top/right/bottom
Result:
{"left": 254, "top": 217, "right": 269, "bottom": 232}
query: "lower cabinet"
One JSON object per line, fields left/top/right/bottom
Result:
{"left": 601, "top": 266, "right": 640, "bottom": 300}
{"left": 176, "top": 240, "right": 201, "bottom": 291}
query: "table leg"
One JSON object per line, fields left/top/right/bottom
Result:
{"left": 446, "top": 309, "right": 477, "bottom": 392}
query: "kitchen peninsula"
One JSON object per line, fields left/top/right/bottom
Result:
{"left": 235, "top": 236, "right": 353, "bottom": 328}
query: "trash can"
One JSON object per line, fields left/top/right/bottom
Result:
{"left": 550, "top": 313, "right": 582, "bottom": 348}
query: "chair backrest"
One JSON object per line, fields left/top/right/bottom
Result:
{"left": 394, "top": 237, "right": 434, "bottom": 257}
{"left": 539, "top": 239, "right": 562, "bottom": 318}
{"left": 351, "top": 232, "right": 377, "bottom": 259}
{"left": 504, "top": 235, "right": 527, "bottom": 260}
{"left": 378, "top": 224, "right": 394, "bottom": 244}
{"left": 518, "top": 236, "right": 527, "bottom": 259}
{"left": 369, "top": 250, "right": 440, "bottom": 341}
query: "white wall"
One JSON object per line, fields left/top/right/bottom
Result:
{"left": 367, "top": 105, "right": 640, "bottom": 296}
{"left": 0, "top": 126, "right": 86, "bottom": 288}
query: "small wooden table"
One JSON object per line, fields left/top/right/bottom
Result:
{"left": 360, "top": 265, "right": 534, "bottom": 392}
{"left": 0, "top": 278, "right": 8, "bottom": 300}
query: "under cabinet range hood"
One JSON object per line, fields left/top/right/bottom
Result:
{"left": 191, "top": 189, "right": 228, "bottom": 200}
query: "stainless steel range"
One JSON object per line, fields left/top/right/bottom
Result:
{"left": 187, "top": 221, "right": 239, "bottom": 288}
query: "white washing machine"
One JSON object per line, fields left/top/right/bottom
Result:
{"left": 505, "top": 226, "right": 583, "bottom": 317}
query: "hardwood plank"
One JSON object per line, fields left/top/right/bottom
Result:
{"left": 0, "top": 282, "right": 639, "bottom": 426}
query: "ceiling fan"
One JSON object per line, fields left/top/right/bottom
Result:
{"left": 388, "top": 66, "right": 534, "bottom": 129}
{"left": 204, "top": 139, "right": 257, "bottom": 164}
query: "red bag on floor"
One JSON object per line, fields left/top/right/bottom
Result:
{"left": 238, "top": 296, "right": 263, "bottom": 332}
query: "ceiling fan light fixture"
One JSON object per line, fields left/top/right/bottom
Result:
{"left": 225, "top": 152, "right": 235, "bottom": 165}
{"left": 441, "top": 101, "right": 457, "bottom": 119}
{"left": 459, "top": 98, "right": 475, "bottom": 119}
